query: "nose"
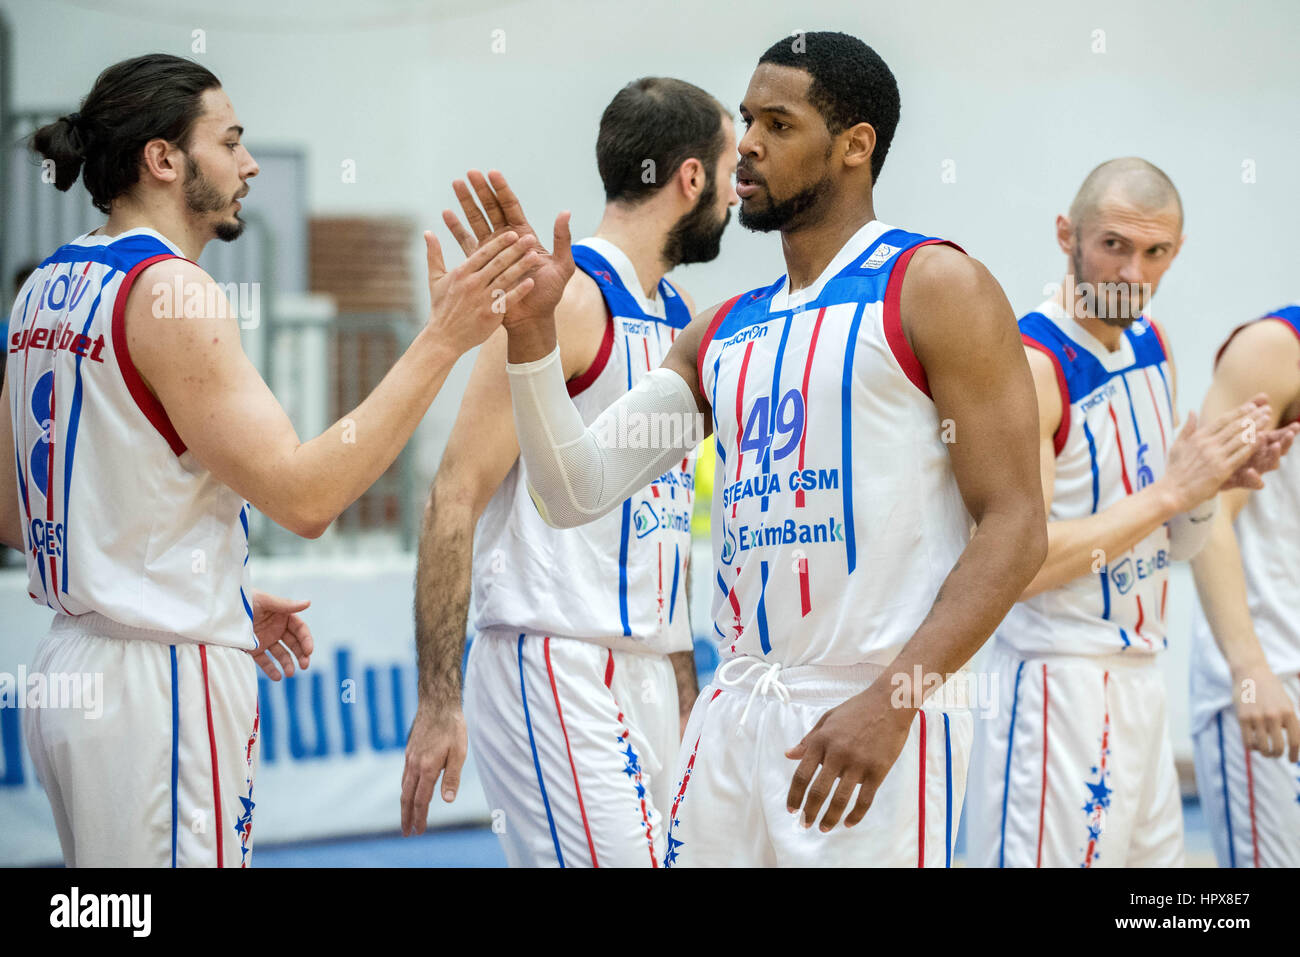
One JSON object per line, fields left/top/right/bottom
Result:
{"left": 243, "top": 147, "right": 260, "bottom": 180}
{"left": 738, "top": 123, "right": 760, "bottom": 161}
{"left": 1117, "top": 252, "right": 1143, "bottom": 284}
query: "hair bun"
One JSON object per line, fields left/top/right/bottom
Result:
{"left": 62, "top": 112, "right": 87, "bottom": 156}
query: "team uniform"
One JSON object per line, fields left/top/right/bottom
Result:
{"left": 966, "top": 299, "right": 1183, "bottom": 867}
{"left": 466, "top": 237, "right": 696, "bottom": 867}
{"left": 666, "top": 220, "right": 974, "bottom": 867}
{"left": 1189, "top": 305, "right": 1300, "bottom": 868}
{"left": 7, "top": 228, "right": 259, "bottom": 867}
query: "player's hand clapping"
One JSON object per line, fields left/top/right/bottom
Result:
{"left": 1161, "top": 398, "right": 1274, "bottom": 509}
{"left": 1220, "top": 414, "right": 1299, "bottom": 491}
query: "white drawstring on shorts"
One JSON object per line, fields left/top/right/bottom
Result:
{"left": 714, "top": 657, "right": 791, "bottom": 732}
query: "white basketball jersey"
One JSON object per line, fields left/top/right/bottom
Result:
{"left": 6, "top": 227, "right": 255, "bottom": 650}
{"left": 1190, "top": 306, "right": 1300, "bottom": 733}
{"left": 472, "top": 237, "right": 697, "bottom": 655}
{"left": 1001, "top": 300, "right": 1175, "bottom": 657}
{"left": 697, "top": 220, "right": 972, "bottom": 668}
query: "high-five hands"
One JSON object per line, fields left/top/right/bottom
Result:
{"left": 422, "top": 221, "right": 542, "bottom": 357}
{"left": 443, "top": 169, "right": 574, "bottom": 330}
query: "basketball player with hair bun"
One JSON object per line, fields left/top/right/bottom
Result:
{"left": 0, "top": 53, "right": 540, "bottom": 867}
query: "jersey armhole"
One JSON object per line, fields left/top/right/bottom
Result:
{"left": 696, "top": 293, "right": 744, "bottom": 397}
{"left": 1021, "top": 335, "right": 1071, "bottom": 456}
{"left": 110, "top": 254, "right": 188, "bottom": 456}
{"left": 566, "top": 302, "right": 615, "bottom": 398}
{"left": 881, "top": 239, "right": 965, "bottom": 399}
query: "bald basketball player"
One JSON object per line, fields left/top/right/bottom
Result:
{"left": 965, "top": 158, "right": 1292, "bottom": 868}
{"left": 1189, "top": 306, "right": 1300, "bottom": 867}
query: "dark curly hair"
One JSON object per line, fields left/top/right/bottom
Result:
{"left": 30, "top": 53, "right": 221, "bottom": 214}
{"left": 757, "top": 31, "right": 900, "bottom": 183}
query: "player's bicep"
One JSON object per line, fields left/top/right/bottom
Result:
{"left": 127, "top": 262, "right": 302, "bottom": 513}
{"left": 907, "top": 251, "right": 1043, "bottom": 524}
{"left": 1202, "top": 320, "right": 1298, "bottom": 429}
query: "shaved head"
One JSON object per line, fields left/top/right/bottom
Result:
{"left": 1068, "top": 157, "right": 1183, "bottom": 232}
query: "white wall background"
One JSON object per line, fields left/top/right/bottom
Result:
{"left": 6, "top": 0, "right": 1298, "bottom": 463}
{"left": 1, "top": 0, "right": 1297, "bottom": 854}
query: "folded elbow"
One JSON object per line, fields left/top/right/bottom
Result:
{"left": 275, "top": 502, "right": 333, "bottom": 540}
{"left": 526, "top": 483, "right": 582, "bottom": 530}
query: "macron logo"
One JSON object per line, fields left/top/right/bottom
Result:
{"left": 49, "top": 887, "right": 151, "bottom": 938}
{"left": 862, "top": 243, "right": 899, "bottom": 270}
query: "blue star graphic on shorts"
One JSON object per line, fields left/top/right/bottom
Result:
{"left": 622, "top": 744, "right": 640, "bottom": 777}
{"left": 1087, "top": 824, "right": 1102, "bottom": 843}
{"left": 664, "top": 835, "right": 683, "bottom": 867}
{"left": 1085, "top": 778, "right": 1111, "bottom": 811}
{"left": 635, "top": 780, "right": 646, "bottom": 800}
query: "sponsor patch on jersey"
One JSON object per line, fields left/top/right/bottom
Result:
{"left": 632, "top": 501, "right": 660, "bottom": 538}
{"left": 862, "top": 243, "right": 900, "bottom": 270}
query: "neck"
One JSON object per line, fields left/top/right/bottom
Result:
{"left": 99, "top": 195, "right": 208, "bottom": 261}
{"left": 781, "top": 198, "right": 877, "bottom": 291}
{"left": 594, "top": 203, "right": 676, "bottom": 300}
{"left": 1056, "top": 274, "right": 1126, "bottom": 352}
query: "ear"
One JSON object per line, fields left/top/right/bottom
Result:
{"left": 841, "top": 121, "right": 877, "bottom": 173}
{"left": 1054, "top": 214, "right": 1074, "bottom": 257}
{"left": 675, "top": 157, "right": 705, "bottom": 202}
{"left": 140, "top": 138, "right": 183, "bottom": 186}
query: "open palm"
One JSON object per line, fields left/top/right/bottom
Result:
{"left": 443, "top": 169, "right": 574, "bottom": 328}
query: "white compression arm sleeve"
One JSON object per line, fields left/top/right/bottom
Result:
{"left": 506, "top": 345, "right": 704, "bottom": 528}
{"left": 1168, "top": 495, "right": 1219, "bottom": 561}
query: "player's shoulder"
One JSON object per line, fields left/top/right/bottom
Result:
{"left": 903, "top": 241, "right": 997, "bottom": 299}
{"left": 127, "top": 257, "right": 234, "bottom": 334}
{"left": 132, "top": 256, "right": 214, "bottom": 303}
{"left": 1225, "top": 312, "right": 1300, "bottom": 352}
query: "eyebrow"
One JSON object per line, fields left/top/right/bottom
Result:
{"left": 226, "top": 125, "right": 244, "bottom": 136}
{"left": 739, "top": 103, "right": 797, "bottom": 117}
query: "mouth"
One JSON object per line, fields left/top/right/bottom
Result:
{"left": 736, "top": 168, "right": 763, "bottom": 199}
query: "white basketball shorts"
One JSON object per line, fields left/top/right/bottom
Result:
{"left": 24, "top": 612, "right": 260, "bottom": 867}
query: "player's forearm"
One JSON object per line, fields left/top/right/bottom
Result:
{"left": 1191, "top": 508, "right": 1269, "bottom": 674}
{"left": 669, "top": 649, "right": 698, "bottom": 712}
{"left": 1021, "top": 480, "right": 1183, "bottom": 599}
{"left": 884, "top": 505, "right": 1047, "bottom": 700}
{"left": 413, "top": 486, "right": 475, "bottom": 708}
{"left": 282, "top": 327, "right": 459, "bottom": 537}
{"left": 506, "top": 346, "right": 701, "bottom": 528}
{"left": 0, "top": 501, "right": 21, "bottom": 552}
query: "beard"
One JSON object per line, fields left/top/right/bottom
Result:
{"left": 1071, "top": 246, "right": 1145, "bottom": 326}
{"left": 738, "top": 170, "right": 834, "bottom": 233}
{"left": 185, "top": 155, "right": 246, "bottom": 242}
{"left": 662, "top": 174, "right": 730, "bottom": 268}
